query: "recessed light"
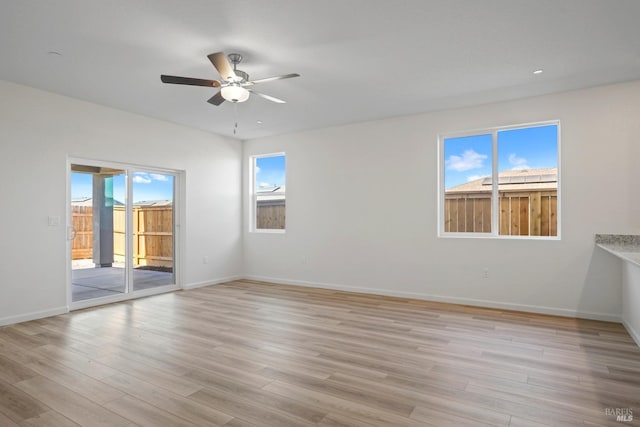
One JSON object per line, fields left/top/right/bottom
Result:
{"left": 533, "top": 69, "right": 544, "bottom": 75}
{"left": 257, "top": 120, "right": 263, "bottom": 124}
{"left": 47, "top": 51, "right": 62, "bottom": 57}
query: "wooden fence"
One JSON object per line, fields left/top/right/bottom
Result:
{"left": 444, "top": 191, "right": 557, "bottom": 236}
{"left": 256, "top": 200, "right": 286, "bottom": 230}
{"left": 72, "top": 205, "right": 173, "bottom": 268}
{"left": 71, "top": 206, "right": 93, "bottom": 259}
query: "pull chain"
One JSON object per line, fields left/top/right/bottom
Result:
{"left": 233, "top": 102, "right": 239, "bottom": 135}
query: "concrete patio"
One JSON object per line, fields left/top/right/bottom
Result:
{"left": 72, "top": 262, "right": 174, "bottom": 301}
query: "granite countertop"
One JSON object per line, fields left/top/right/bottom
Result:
{"left": 596, "top": 234, "right": 640, "bottom": 267}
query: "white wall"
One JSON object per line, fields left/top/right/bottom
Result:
{"left": 244, "top": 80, "right": 640, "bottom": 321}
{"left": 0, "top": 81, "right": 242, "bottom": 325}
{"left": 622, "top": 261, "right": 640, "bottom": 345}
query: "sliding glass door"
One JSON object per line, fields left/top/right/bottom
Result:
{"left": 70, "top": 162, "right": 177, "bottom": 305}
{"left": 131, "top": 171, "right": 175, "bottom": 291}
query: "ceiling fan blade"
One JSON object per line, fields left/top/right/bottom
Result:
{"left": 208, "top": 52, "right": 237, "bottom": 81}
{"left": 249, "top": 90, "right": 286, "bottom": 104}
{"left": 207, "top": 91, "right": 226, "bottom": 106}
{"left": 249, "top": 73, "right": 300, "bottom": 85}
{"left": 161, "top": 75, "right": 220, "bottom": 87}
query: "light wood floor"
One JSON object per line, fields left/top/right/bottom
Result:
{"left": 0, "top": 280, "right": 639, "bottom": 426}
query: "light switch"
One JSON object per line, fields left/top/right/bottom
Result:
{"left": 48, "top": 216, "right": 60, "bottom": 227}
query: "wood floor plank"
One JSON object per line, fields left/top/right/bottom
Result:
{"left": 213, "top": 345, "right": 332, "bottom": 380}
{"left": 0, "top": 405, "right": 20, "bottom": 426}
{"left": 507, "top": 416, "right": 553, "bottom": 427}
{"left": 264, "top": 363, "right": 414, "bottom": 417}
{"left": 462, "top": 384, "right": 596, "bottom": 426}
{"left": 25, "top": 358, "right": 124, "bottom": 405}
{"left": 103, "top": 395, "right": 196, "bottom": 427}
{"left": 188, "top": 386, "right": 316, "bottom": 427}
{"left": 19, "top": 410, "right": 81, "bottom": 427}
{"left": 184, "top": 367, "right": 328, "bottom": 423}
{"left": 221, "top": 417, "right": 260, "bottom": 427}
{"left": 33, "top": 345, "right": 119, "bottom": 381}
{"left": 316, "top": 412, "right": 379, "bottom": 427}
{"left": 100, "top": 372, "right": 233, "bottom": 426}
{"left": 0, "top": 379, "right": 50, "bottom": 423}
{"left": 0, "top": 281, "right": 638, "bottom": 426}
{"left": 14, "top": 376, "right": 131, "bottom": 427}
{"left": 410, "top": 405, "right": 503, "bottom": 426}
{"left": 96, "top": 353, "right": 202, "bottom": 396}
{"left": 263, "top": 380, "right": 426, "bottom": 427}
{"left": 0, "top": 354, "right": 39, "bottom": 385}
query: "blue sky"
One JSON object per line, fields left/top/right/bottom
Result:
{"left": 71, "top": 172, "right": 174, "bottom": 203}
{"left": 443, "top": 124, "right": 558, "bottom": 189}
{"left": 255, "top": 155, "right": 286, "bottom": 189}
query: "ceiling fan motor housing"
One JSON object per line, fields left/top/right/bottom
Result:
{"left": 234, "top": 69, "right": 249, "bottom": 83}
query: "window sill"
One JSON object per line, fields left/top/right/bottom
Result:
{"left": 438, "top": 232, "right": 560, "bottom": 241}
{"left": 251, "top": 229, "right": 286, "bottom": 234}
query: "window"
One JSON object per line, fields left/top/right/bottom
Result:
{"left": 251, "top": 153, "right": 286, "bottom": 231}
{"left": 439, "top": 122, "right": 559, "bottom": 238}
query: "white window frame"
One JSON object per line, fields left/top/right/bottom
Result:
{"left": 437, "top": 120, "right": 561, "bottom": 240}
{"left": 250, "top": 152, "right": 286, "bottom": 233}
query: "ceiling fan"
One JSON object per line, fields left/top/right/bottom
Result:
{"left": 161, "top": 52, "right": 300, "bottom": 106}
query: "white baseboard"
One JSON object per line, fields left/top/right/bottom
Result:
{"left": 623, "top": 319, "right": 640, "bottom": 347}
{"left": 182, "top": 275, "right": 243, "bottom": 290}
{"left": 0, "top": 306, "right": 68, "bottom": 327}
{"left": 243, "top": 275, "right": 621, "bottom": 323}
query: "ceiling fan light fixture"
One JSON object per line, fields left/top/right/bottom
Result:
{"left": 221, "top": 84, "right": 250, "bottom": 103}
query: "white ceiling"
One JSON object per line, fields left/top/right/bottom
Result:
{"left": 2, "top": 1, "right": 640, "bottom": 140}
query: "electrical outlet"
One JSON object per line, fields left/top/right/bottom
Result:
{"left": 482, "top": 267, "right": 489, "bottom": 279}
{"left": 48, "top": 216, "right": 60, "bottom": 227}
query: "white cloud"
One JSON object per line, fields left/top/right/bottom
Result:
{"left": 467, "top": 174, "right": 489, "bottom": 182}
{"left": 445, "top": 149, "right": 487, "bottom": 171}
{"left": 150, "top": 173, "right": 169, "bottom": 182}
{"left": 255, "top": 166, "right": 261, "bottom": 174}
{"left": 133, "top": 175, "right": 152, "bottom": 184}
{"left": 258, "top": 182, "right": 272, "bottom": 188}
{"left": 508, "top": 153, "right": 530, "bottom": 170}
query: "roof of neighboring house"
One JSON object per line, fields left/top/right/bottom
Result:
{"left": 257, "top": 185, "right": 286, "bottom": 202}
{"left": 134, "top": 200, "right": 173, "bottom": 207}
{"left": 71, "top": 197, "right": 171, "bottom": 206}
{"left": 71, "top": 197, "right": 125, "bottom": 207}
{"left": 446, "top": 168, "right": 557, "bottom": 194}
{"left": 71, "top": 197, "right": 93, "bottom": 206}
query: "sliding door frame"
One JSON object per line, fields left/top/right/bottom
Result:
{"left": 66, "top": 157, "right": 184, "bottom": 310}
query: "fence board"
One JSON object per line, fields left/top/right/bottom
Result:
{"left": 481, "top": 198, "right": 491, "bottom": 232}
{"left": 499, "top": 197, "right": 509, "bottom": 236}
{"left": 465, "top": 199, "right": 474, "bottom": 232}
{"left": 473, "top": 198, "right": 485, "bottom": 232}
{"left": 449, "top": 199, "right": 459, "bottom": 232}
{"left": 510, "top": 197, "right": 519, "bottom": 235}
{"left": 550, "top": 196, "right": 558, "bottom": 236}
{"left": 530, "top": 192, "right": 541, "bottom": 236}
{"left": 519, "top": 197, "right": 529, "bottom": 236}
